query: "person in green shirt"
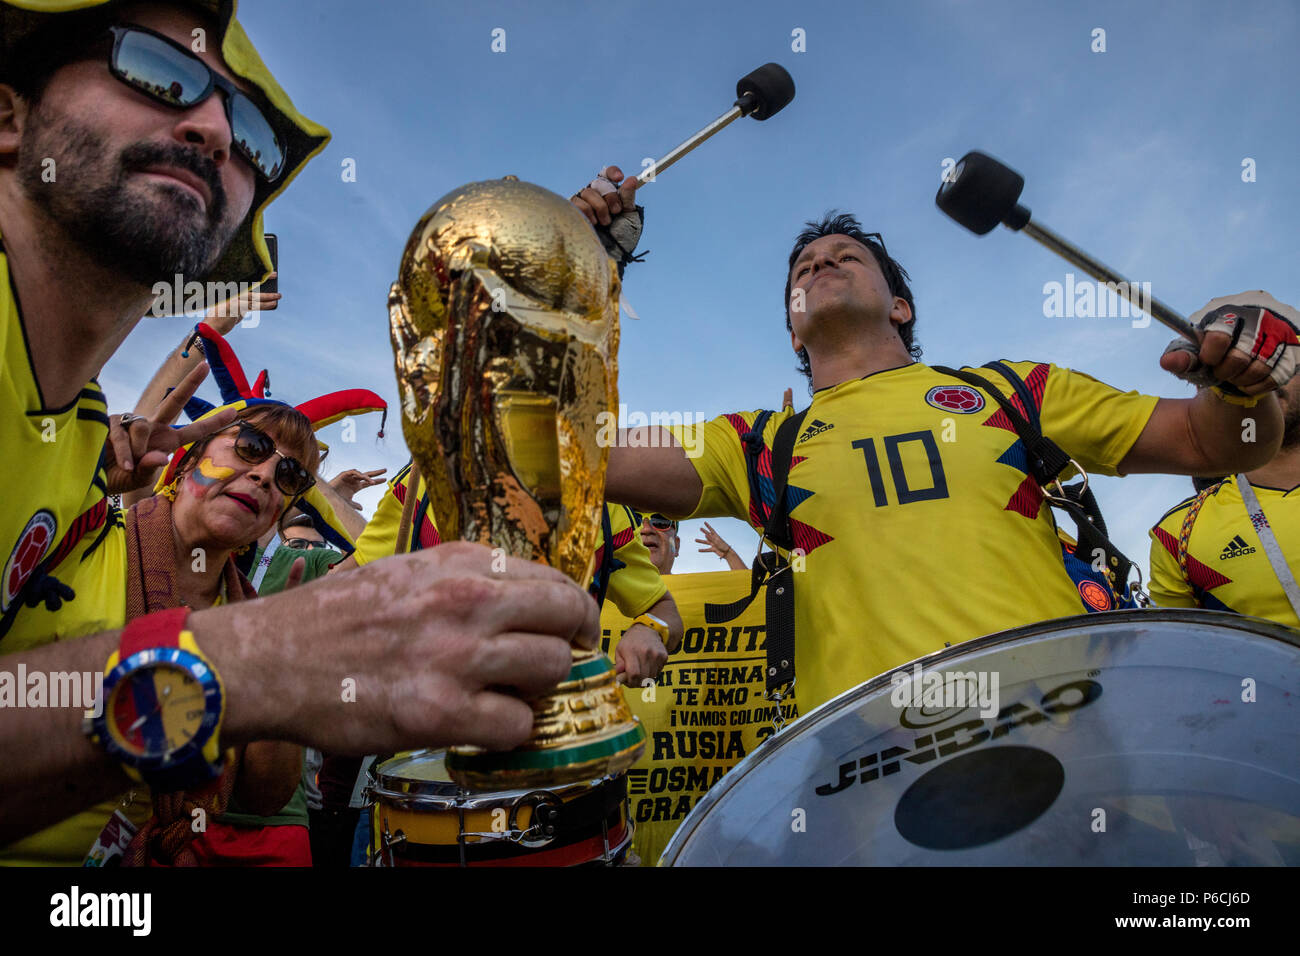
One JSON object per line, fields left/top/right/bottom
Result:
{"left": 215, "top": 516, "right": 343, "bottom": 862}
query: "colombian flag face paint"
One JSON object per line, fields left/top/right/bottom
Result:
{"left": 190, "top": 456, "right": 237, "bottom": 495}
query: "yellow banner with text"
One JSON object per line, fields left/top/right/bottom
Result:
{"left": 601, "top": 569, "right": 798, "bottom": 866}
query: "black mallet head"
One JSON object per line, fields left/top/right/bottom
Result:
{"left": 936, "top": 151, "right": 1031, "bottom": 235}
{"left": 735, "top": 63, "right": 795, "bottom": 120}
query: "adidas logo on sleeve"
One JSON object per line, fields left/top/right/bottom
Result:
{"left": 1220, "top": 535, "right": 1256, "bottom": 560}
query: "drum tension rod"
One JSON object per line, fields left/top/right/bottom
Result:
{"left": 379, "top": 824, "right": 407, "bottom": 868}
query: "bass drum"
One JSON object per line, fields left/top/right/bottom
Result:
{"left": 661, "top": 610, "right": 1300, "bottom": 866}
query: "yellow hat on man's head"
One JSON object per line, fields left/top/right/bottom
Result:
{"left": 0, "top": 0, "right": 330, "bottom": 286}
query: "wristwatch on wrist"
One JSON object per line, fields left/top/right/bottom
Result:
{"left": 86, "top": 607, "right": 227, "bottom": 791}
{"left": 632, "top": 612, "right": 672, "bottom": 649}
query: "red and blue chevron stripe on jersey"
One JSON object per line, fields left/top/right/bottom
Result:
{"left": 1151, "top": 525, "right": 1236, "bottom": 612}
{"left": 724, "top": 414, "right": 833, "bottom": 555}
{"left": 981, "top": 363, "right": 1050, "bottom": 518}
{"left": 42, "top": 497, "right": 108, "bottom": 572}
{"left": 0, "top": 491, "right": 114, "bottom": 639}
{"left": 591, "top": 524, "right": 636, "bottom": 575}
{"left": 391, "top": 465, "right": 442, "bottom": 552}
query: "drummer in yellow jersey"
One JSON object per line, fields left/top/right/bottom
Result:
{"left": 597, "top": 207, "right": 1299, "bottom": 716}
{"left": 339, "top": 461, "right": 683, "bottom": 685}
{"left": 1149, "top": 354, "right": 1300, "bottom": 626}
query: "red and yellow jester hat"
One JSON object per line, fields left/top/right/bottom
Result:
{"left": 156, "top": 323, "right": 387, "bottom": 552}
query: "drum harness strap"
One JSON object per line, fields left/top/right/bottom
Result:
{"left": 705, "top": 363, "right": 1142, "bottom": 735}
{"left": 933, "top": 363, "right": 1142, "bottom": 607}
{"left": 704, "top": 406, "right": 808, "bottom": 731}
{"left": 590, "top": 504, "right": 625, "bottom": 610}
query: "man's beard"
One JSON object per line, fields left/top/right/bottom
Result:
{"left": 18, "top": 107, "right": 236, "bottom": 286}
{"left": 1282, "top": 394, "right": 1300, "bottom": 449}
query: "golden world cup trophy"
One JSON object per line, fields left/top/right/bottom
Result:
{"left": 388, "top": 177, "right": 645, "bottom": 790}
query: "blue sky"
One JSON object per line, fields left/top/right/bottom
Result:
{"left": 99, "top": 0, "right": 1300, "bottom": 579}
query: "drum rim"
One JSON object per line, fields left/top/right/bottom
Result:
{"left": 372, "top": 748, "right": 457, "bottom": 802}
{"left": 658, "top": 607, "right": 1300, "bottom": 866}
{"left": 371, "top": 748, "right": 613, "bottom": 808}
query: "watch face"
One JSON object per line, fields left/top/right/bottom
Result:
{"left": 109, "top": 665, "right": 206, "bottom": 758}
{"left": 101, "top": 648, "right": 222, "bottom": 769}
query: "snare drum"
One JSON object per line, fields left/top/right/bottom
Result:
{"left": 368, "top": 749, "right": 631, "bottom": 866}
{"left": 662, "top": 609, "right": 1300, "bottom": 865}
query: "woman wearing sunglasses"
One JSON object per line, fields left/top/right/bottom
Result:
{"left": 0, "top": 404, "right": 320, "bottom": 866}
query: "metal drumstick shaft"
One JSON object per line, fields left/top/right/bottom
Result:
{"left": 1017, "top": 216, "right": 1197, "bottom": 343}
{"left": 644, "top": 104, "right": 744, "bottom": 181}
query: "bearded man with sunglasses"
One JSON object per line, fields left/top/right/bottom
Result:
{"left": 0, "top": 1, "right": 599, "bottom": 849}
{"left": 600, "top": 203, "right": 1300, "bottom": 718}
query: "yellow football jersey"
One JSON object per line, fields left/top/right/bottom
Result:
{"left": 0, "top": 513, "right": 247, "bottom": 865}
{"left": 1149, "top": 477, "right": 1300, "bottom": 627}
{"left": 0, "top": 238, "right": 111, "bottom": 645}
{"left": 351, "top": 461, "right": 442, "bottom": 565}
{"left": 0, "top": 516, "right": 134, "bottom": 866}
{"left": 595, "top": 503, "right": 668, "bottom": 619}
{"left": 353, "top": 462, "right": 666, "bottom": 616}
{"left": 675, "top": 360, "right": 1158, "bottom": 713}
{"left": 0, "top": 509, "right": 126, "bottom": 654}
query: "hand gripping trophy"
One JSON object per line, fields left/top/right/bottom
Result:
{"left": 388, "top": 177, "right": 646, "bottom": 789}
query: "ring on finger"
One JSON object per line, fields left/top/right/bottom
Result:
{"left": 118, "top": 413, "right": 139, "bottom": 427}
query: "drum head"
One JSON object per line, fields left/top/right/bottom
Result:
{"left": 373, "top": 749, "right": 461, "bottom": 804}
{"left": 372, "top": 749, "right": 594, "bottom": 807}
{"left": 661, "top": 610, "right": 1300, "bottom": 866}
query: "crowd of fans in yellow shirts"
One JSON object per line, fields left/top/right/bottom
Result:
{"left": 2, "top": 0, "right": 1298, "bottom": 868}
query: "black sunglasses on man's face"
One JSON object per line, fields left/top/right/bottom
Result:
{"left": 633, "top": 511, "right": 677, "bottom": 532}
{"left": 103, "top": 24, "right": 285, "bottom": 181}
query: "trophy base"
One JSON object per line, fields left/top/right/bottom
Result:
{"left": 446, "top": 651, "right": 646, "bottom": 790}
